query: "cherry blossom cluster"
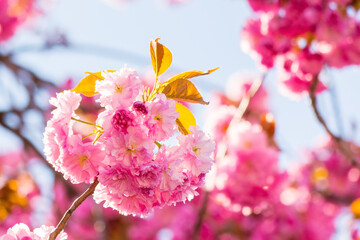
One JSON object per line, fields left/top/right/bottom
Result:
{"left": 0, "top": 223, "right": 67, "bottom": 240}
{"left": 43, "top": 66, "right": 215, "bottom": 217}
{"left": 301, "top": 138, "right": 360, "bottom": 202}
{"left": 243, "top": 0, "right": 360, "bottom": 97}
{"left": 0, "top": 0, "right": 39, "bottom": 42}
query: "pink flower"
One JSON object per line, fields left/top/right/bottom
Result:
{"left": 297, "top": 49, "right": 325, "bottom": 75}
{"left": 0, "top": 224, "right": 67, "bottom": 240}
{"left": 132, "top": 101, "right": 148, "bottom": 115}
{"left": 33, "top": 226, "right": 67, "bottom": 240}
{"left": 133, "top": 162, "right": 162, "bottom": 189}
{"left": 98, "top": 165, "right": 137, "bottom": 196}
{"left": 204, "top": 105, "right": 235, "bottom": 142}
{"left": 144, "top": 94, "right": 179, "bottom": 141}
{"left": 60, "top": 134, "right": 105, "bottom": 184}
{"left": 247, "top": 0, "right": 280, "bottom": 12}
{"left": 49, "top": 91, "right": 82, "bottom": 122}
{"left": 111, "top": 109, "right": 135, "bottom": 134}
{"left": 44, "top": 91, "right": 82, "bottom": 170}
{"left": 176, "top": 126, "right": 215, "bottom": 176}
{"left": 0, "top": 0, "right": 38, "bottom": 42}
{"left": 0, "top": 223, "right": 37, "bottom": 240}
{"left": 95, "top": 67, "right": 141, "bottom": 109}
{"left": 93, "top": 183, "right": 155, "bottom": 217}
{"left": 104, "top": 126, "right": 154, "bottom": 167}
{"left": 278, "top": 70, "right": 326, "bottom": 99}
{"left": 227, "top": 121, "right": 268, "bottom": 153}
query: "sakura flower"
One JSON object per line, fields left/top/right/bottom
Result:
{"left": 176, "top": 126, "right": 215, "bottom": 176}
{"left": 227, "top": 121, "right": 268, "bottom": 153}
{"left": 0, "top": 0, "right": 39, "bottom": 42}
{"left": 133, "top": 162, "right": 162, "bottom": 189}
{"left": 93, "top": 183, "right": 155, "bottom": 217}
{"left": 132, "top": 101, "right": 148, "bottom": 115}
{"left": 104, "top": 126, "right": 154, "bottom": 167}
{"left": 95, "top": 67, "right": 141, "bottom": 109}
{"left": 60, "top": 134, "right": 105, "bottom": 184}
{"left": 145, "top": 94, "right": 179, "bottom": 141}
{"left": 49, "top": 91, "right": 82, "bottom": 121}
{"left": 98, "top": 165, "right": 137, "bottom": 196}
{"left": 0, "top": 224, "right": 67, "bottom": 240}
{"left": 111, "top": 109, "right": 135, "bottom": 134}
{"left": 43, "top": 91, "right": 82, "bottom": 169}
{"left": 204, "top": 105, "right": 235, "bottom": 142}
{"left": 33, "top": 225, "right": 67, "bottom": 240}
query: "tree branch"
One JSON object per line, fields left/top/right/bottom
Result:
{"left": 49, "top": 178, "right": 99, "bottom": 240}
{"left": 193, "top": 191, "right": 210, "bottom": 240}
{"left": 228, "top": 72, "right": 266, "bottom": 129}
{"left": 309, "top": 76, "right": 359, "bottom": 167}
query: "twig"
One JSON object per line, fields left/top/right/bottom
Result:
{"left": 49, "top": 178, "right": 99, "bottom": 240}
{"left": 0, "top": 113, "right": 78, "bottom": 196}
{"left": 216, "top": 73, "right": 266, "bottom": 160}
{"left": 228, "top": 72, "right": 266, "bottom": 129}
{"left": 193, "top": 191, "right": 210, "bottom": 240}
{"left": 309, "top": 76, "right": 359, "bottom": 167}
{"left": 326, "top": 68, "right": 345, "bottom": 136}
{"left": 314, "top": 189, "right": 354, "bottom": 205}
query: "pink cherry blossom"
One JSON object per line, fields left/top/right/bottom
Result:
{"left": 176, "top": 126, "right": 215, "bottom": 176}
{"left": 60, "top": 134, "right": 105, "bottom": 184}
{"left": 0, "top": 0, "right": 39, "bottom": 42}
{"left": 0, "top": 224, "right": 67, "bottom": 240}
{"left": 144, "top": 94, "right": 179, "bottom": 141}
{"left": 103, "top": 126, "right": 154, "bottom": 168}
{"left": 204, "top": 105, "right": 235, "bottom": 142}
{"left": 95, "top": 67, "right": 141, "bottom": 109}
{"left": 111, "top": 109, "right": 135, "bottom": 134}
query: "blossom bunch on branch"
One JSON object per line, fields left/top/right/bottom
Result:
{"left": 43, "top": 39, "right": 216, "bottom": 223}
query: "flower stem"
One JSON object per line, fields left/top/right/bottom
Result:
{"left": 71, "top": 117, "right": 102, "bottom": 129}
{"left": 48, "top": 178, "right": 99, "bottom": 240}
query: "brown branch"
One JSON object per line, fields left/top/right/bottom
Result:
{"left": 49, "top": 178, "right": 99, "bottom": 240}
{"left": 314, "top": 188, "right": 354, "bottom": 205}
{"left": 309, "top": 76, "right": 359, "bottom": 167}
{"left": 0, "top": 112, "right": 78, "bottom": 196}
{"left": 193, "top": 191, "right": 210, "bottom": 240}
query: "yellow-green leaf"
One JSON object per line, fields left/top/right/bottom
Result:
{"left": 175, "top": 103, "right": 196, "bottom": 135}
{"left": 163, "top": 67, "right": 220, "bottom": 86}
{"left": 160, "top": 78, "right": 209, "bottom": 105}
{"left": 150, "top": 38, "right": 172, "bottom": 77}
{"left": 72, "top": 70, "right": 115, "bottom": 97}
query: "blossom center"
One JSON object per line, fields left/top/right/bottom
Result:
{"left": 112, "top": 109, "right": 134, "bottom": 133}
{"left": 115, "top": 84, "right": 123, "bottom": 93}
{"left": 154, "top": 115, "right": 162, "bottom": 121}
{"left": 192, "top": 147, "right": 201, "bottom": 157}
{"left": 79, "top": 155, "right": 88, "bottom": 165}
{"left": 133, "top": 101, "right": 148, "bottom": 115}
